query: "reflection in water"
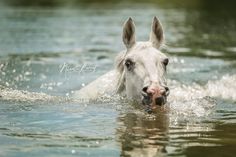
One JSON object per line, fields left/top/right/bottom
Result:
{"left": 116, "top": 103, "right": 236, "bottom": 157}
{"left": 183, "top": 122, "right": 236, "bottom": 157}
{"left": 117, "top": 112, "right": 169, "bottom": 157}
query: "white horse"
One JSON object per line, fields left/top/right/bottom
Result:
{"left": 74, "top": 17, "right": 169, "bottom": 112}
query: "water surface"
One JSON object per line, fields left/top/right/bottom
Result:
{"left": 0, "top": 1, "right": 236, "bottom": 157}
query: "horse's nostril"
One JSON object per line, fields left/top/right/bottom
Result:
{"left": 142, "top": 97, "right": 152, "bottom": 106}
{"left": 142, "top": 86, "right": 148, "bottom": 93}
{"left": 165, "top": 87, "right": 170, "bottom": 96}
{"left": 165, "top": 87, "right": 169, "bottom": 92}
{"left": 155, "top": 97, "right": 164, "bottom": 106}
{"left": 142, "top": 87, "right": 152, "bottom": 105}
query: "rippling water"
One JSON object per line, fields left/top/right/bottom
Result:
{"left": 0, "top": 1, "right": 236, "bottom": 157}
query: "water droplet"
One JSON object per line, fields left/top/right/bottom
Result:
{"left": 71, "top": 150, "right": 76, "bottom": 154}
{"left": 5, "top": 82, "right": 9, "bottom": 86}
{"left": 57, "top": 82, "right": 62, "bottom": 86}
{"left": 25, "top": 71, "right": 31, "bottom": 75}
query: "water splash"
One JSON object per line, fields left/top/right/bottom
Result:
{"left": 0, "top": 85, "right": 59, "bottom": 103}
{"left": 206, "top": 74, "right": 236, "bottom": 100}
{"left": 1, "top": 74, "right": 236, "bottom": 117}
{"left": 169, "top": 74, "right": 236, "bottom": 118}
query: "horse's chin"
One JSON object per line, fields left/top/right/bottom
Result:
{"left": 142, "top": 95, "right": 168, "bottom": 114}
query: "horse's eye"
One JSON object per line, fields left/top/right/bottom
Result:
{"left": 163, "top": 58, "right": 169, "bottom": 66}
{"left": 125, "top": 59, "right": 134, "bottom": 71}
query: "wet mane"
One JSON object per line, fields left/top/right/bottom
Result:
{"left": 115, "top": 50, "right": 126, "bottom": 93}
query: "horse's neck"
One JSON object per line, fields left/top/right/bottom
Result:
{"left": 73, "top": 70, "right": 121, "bottom": 100}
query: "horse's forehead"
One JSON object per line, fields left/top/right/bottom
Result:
{"left": 129, "top": 42, "right": 164, "bottom": 60}
{"left": 133, "top": 42, "right": 153, "bottom": 51}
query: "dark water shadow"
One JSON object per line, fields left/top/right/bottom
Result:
{"left": 178, "top": 0, "right": 236, "bottom": 52}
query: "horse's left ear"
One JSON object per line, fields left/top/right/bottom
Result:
{"left": 149, "top": 16, "right": 164, "bottom": 49}
{"left": 123, "top": 17, "right": 136, "bottom": 49}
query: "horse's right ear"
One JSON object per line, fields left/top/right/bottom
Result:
{"left": 150, "top": 16, "right": 164, "bottom": 49}
{"left": 122, "top": 17, "right": 136, "bottom": 49}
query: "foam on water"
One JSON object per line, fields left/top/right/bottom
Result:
{"left": 0, "top": 85, "right": 59, "bottom": 103}
{"left": 206, "top": 74, "right": 236, "bottom": 100}
{"left": 168, "top": 74, "right": 236, "bottom": 118}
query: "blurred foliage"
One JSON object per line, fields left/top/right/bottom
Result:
{"left": 0, "top": 0, "right": 236, "bottom": 10}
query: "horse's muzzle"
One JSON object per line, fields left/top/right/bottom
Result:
{"left": 141, "top": 87, "right": 168, "bottom": 113}
{"left": 141, "top": 86, "right": 168, "bottom": 106}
